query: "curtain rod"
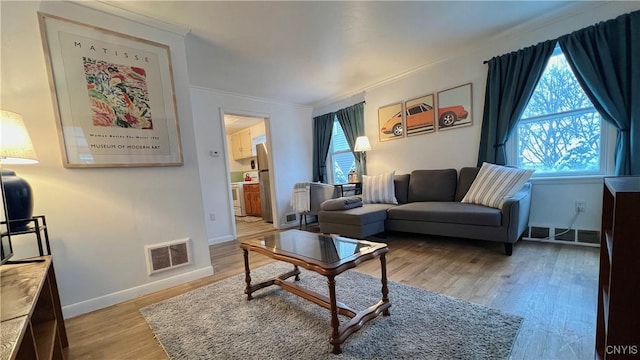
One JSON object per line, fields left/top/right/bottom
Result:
{"left": 483, "top": 38, "right": 561, "bottom": 65}
{"left": 313, "top": 101, "right": 366, "bottom": 119}
{"left": 336, "top": 101, "right": 366, "bottom": 112}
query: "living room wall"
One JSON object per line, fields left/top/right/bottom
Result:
{"left": 189, "top": 86, "right": 313, "bottom": 243}
{"left": 1, "top": 1, "right": 213, "bottom": 317}
{"left": 344, "top": 2, "right": 639, "bottom": 236}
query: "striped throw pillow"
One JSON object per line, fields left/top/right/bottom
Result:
{"left": 461, "top": 163, "right": 533, "bottom": 209}
{"left": 362, "top": 171, "right": 398, "bottom": 204}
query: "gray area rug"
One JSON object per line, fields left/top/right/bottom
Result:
{"left": 141, "top": 262, "right": 522, "bottom": 359}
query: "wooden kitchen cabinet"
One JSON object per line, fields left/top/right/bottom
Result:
{"left": 231, "top": 129, "right": 253, "bottom": 160}
{"left": 243, "top": 183, "right": 262, "bottom": 217}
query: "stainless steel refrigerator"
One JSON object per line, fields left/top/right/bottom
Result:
{"left": 256, "top": 143, "right": 273, "bottom": 222}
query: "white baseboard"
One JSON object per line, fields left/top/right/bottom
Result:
{"left": 278, "top": 222, "right": 298, "bottom": 230}
{"left": 209, "top": 235, "right": 234, "bottom": 245}
{"left": 62, "top": 265, "right": 214, "bottom": 319}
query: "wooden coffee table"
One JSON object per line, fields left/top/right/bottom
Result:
{"left": 240, "top": 230, "right": 390, "bottom": 354}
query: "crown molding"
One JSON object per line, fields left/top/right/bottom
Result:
{"left": 69, "top": 0, "right": 191, "bottom": 36}
{"left": 190, "top": 85, "right": 313, "bottom": 110}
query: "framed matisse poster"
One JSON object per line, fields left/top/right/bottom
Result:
{"left": 39, "top": 13, "right": 183, "bottom": 168}
{"left": 404, "top": 94, "right": 435, "bottom": 137}
{"left": 436, "top": 83, "right": 472, "bottom": 131}
{"left": 378, "top": 102, "right": 404, "bottom": 141}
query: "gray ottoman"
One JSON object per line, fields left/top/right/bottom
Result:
{"left": 318, "top": 204, "right": 395, "bottom": 239}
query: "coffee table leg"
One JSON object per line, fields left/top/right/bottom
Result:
{"left": 328, "top": 275, "right": 342, "bottom": 354}
{"left": 242, "top": 248, "right": 253, "bottom": 300}
{"left": 380, "top": 253, "right": 390, "bottom": 316}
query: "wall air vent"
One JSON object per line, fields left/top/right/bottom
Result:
{"left": 578, "top": 230, "right": 600, "bottom": 244}
{"left": 554, "top": 228, "right": 576, "bottom": 242}
{"left": 524, "top": 226, "right": 599, "bottom": 247}
{"left": 529, "top": 226, "right": 550, "bottom": 239}
{"left": 285, "top": 213, "right": 297, "bottom": 223}
{"left": 145, "top": 238, "right": 192, "bottom": 275}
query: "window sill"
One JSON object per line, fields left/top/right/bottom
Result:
{"left": 528, "top": 175, "right": 607, "bottom": 185}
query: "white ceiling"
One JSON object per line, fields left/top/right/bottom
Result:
{"left": 102, "top": 1, "right": 588, "bottom": 106}
{"left": 223, "top": 114, "right": 264, "bottom": 135}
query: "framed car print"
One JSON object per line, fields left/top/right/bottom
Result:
{"left": 39, "top": 13, "right": 183, "bottom": 168}
{"left": 378, "top": 102, "right": 404, "bottom": 142}
{"left": 404, "top": 94, "right": 435, "bottom": 137}
{"left": 436, "top": 83, "right": 473, "bottom": 131}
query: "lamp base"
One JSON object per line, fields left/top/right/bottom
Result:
{"left": 1, "top": 169, "right": 34, "bottom": 232}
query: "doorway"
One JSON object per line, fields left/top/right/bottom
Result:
{"left": 223, "top": 113, "right": 275, "bottom": 238}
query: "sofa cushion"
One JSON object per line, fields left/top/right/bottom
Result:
{"left": 408, "top": 169, "right": 457, "bottom": 203}
{"left": 394, "top": 174, "right": 410, "bottom": 204}
{"left": 462, "top": 162, "right": 534, "bottom": 209}
{"left": 455, "top": 167, "right": 480, "bottom": 202}
{"left": 318, "top": 204, "right": 394, "bottom": 226}
{"left": 362, "top": 172, "right": 398, "bottom": 204}
{"left": 387, "top": 202, "right": 502, "bottom": 227}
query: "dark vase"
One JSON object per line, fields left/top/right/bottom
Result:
{"left": 1, "top": 169, "right": 33, "bottom": 232}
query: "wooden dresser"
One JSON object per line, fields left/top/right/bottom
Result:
{"left": 0, "top": 256, "right": 68, "bottom": 360}
{"left": 595, "top": 177, "right": 640, "bottom": 359}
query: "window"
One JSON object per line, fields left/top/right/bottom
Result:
{"left": 326, "top": 118, "right": 355, "bottom": 184}
{"left": 407, "top": 104, "right": 431, "bottom": 115}
{"left": 251, "top": 134, "right": 266, "bottom": 156}
{"left": 509, "top": 46, "right": 609, "bottom": 176}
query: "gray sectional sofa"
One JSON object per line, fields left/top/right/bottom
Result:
{"left": 318, "top": 168, "right": 532, "bottom": 255}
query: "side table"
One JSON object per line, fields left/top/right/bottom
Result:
{"left": 1, "top": 215, "right": 51, "bottom": 256}
{"left": 0, "top": 256, "right": 69, "bottom": 359}
{"left": 334, "top": 182, "right": 362, "bottom": 197}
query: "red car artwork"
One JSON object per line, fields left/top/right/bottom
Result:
{"left": 438, "top": 105, "right": 469, "bottom": 128}
{"left": 381, "top": 103, "right": 468, "bottom": 136}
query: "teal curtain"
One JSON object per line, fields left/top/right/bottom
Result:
{"left": 335, "top": 102, "right": 366, "bottom": 176}
{"left": 312, "top": 113, "right": 335, "bottom": 182}
{"left": 477, "top": 40, "right": 556, "bottom": 166}
{"left": 559, "top": 10, "right": 640, "bottom": 175}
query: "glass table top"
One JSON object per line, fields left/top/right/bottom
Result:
{"left": 250, "top": 230, "right": 386, "bottom": 264}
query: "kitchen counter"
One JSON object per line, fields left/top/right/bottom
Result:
{"left": 233, "top": 181, "right": 259, "bottom": 185}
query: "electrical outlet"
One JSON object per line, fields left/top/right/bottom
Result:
{"left": 575, "top": 200, "right": 586, "bottom": 213}
{"left": 209, "top": 212, "right": 216, "bottom": 221}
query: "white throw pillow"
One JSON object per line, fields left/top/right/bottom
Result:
{"left": 362, "top": 171, "right": 398, "bottom": 204}
{"left": 461, "top": 163, "right": 533, "bottom": 209}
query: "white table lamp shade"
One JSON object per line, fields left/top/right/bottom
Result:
{"left": 354, "top": 136, "right": 371, "bottom": 152}
{"left": 1, "top": 110, "right": 38, "bottom": 164}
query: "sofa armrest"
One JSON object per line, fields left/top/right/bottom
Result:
{"left": 500, "top": 182, "right": 532, "bottom": 243}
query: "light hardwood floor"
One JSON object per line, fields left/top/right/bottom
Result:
{"left": 234, "top": 216, "right": 276, "bottom": 238}
{"left": 64, "top": 230, "right": 599, "bottom": 359}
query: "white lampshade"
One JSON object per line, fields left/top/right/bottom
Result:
{"left": 0, "top": 110, "right": 38, "bottom": 164}
{"left": 354, "top": 136, "right": 372, "bottom": 152}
